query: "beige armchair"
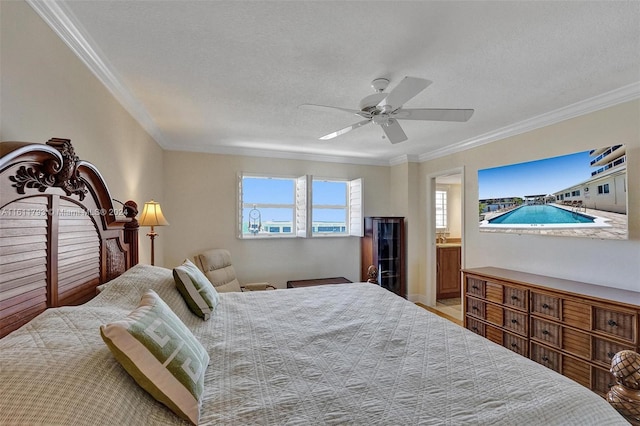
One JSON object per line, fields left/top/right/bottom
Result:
{"left": 193, "top": 248, "right": 275, "bottom": 292}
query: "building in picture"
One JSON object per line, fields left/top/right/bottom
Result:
{"left": 553, "top": 145, "right": 627, "bottom": 214}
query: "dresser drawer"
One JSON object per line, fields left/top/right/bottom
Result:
{"left": 593, "top": 307, "right": 636, "bottom": 343}
{"left": 503, "top": 332, "right": 528, "bottom": 357}
{"left": 531, "top": 292, "right": 560, "bottom": 320}
{"left": 504, "top": 286, "right": 528, "bottom": 311}
{"left": 503, "top": 309, "right": 527, "bottom": 336}
{"left": 466, "top": 277, "right": 485, "bottom": 298}
{"left": 592, "top": 366, "right": 617, "bottom": 396}
{"left": 531, "top": 317, "right": 561, "bottom": 347}
{"left": 592, "top": 337, "right": 634, "bottom": 367}
{"left": 466, "top": 317, "right": 485, "bottom": 336}
{"left": 466, "top": 297, "right": 485, "bottom": 318}
{"left": 531, "top": 342, "right": 561, "bottom": 373}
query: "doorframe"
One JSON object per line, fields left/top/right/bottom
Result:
{"left": 425, "top": 166, "right": 465, "bottom": 310}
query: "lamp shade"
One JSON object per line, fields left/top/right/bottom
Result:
{"left": 139, "top": 200, "right": 169, "bottom": 227}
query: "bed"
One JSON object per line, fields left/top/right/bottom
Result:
{"left": 0, "top": 140, "right": 636, "bottom": 425}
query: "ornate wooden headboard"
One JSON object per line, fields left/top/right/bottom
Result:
{"left": 0, "top": 138, "right": 139, "bottom": 337}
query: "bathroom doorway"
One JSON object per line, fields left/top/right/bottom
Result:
{"left": 432, "top": 172, "right": 463, "bottom": 321}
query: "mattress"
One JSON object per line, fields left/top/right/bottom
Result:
{"left": 0, "top": 265, "right": 627, "bottom": 425}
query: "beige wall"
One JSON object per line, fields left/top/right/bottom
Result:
{"left": 420, "top": 99, "right": 640, "bottom": 294}
{"left": 0, "top": 1, "right": 165, "bottom": 265}
{"left": 163, "top": 151, "right": 391, "bottom": 287}
{"left": 390, "top": 162, "right": 422, "bottom": 298}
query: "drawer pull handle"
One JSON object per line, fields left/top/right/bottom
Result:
{"left": 608, "top": 352, "right": 615, "bottom": 359}
{"left": 472, "top": 327, "right": 478, "bottom": 332}
{"left": 472, "top": 306, "right": 478, "bottom": 311}
{"left": 511, "top": 319, "right": 518, "bottom": 324}
{"left": 607, "top": 319, "right": 618, "bottom": 327}
{"left": 542, "top": 356, "right": 549, "bottom": 362}
{"left": 542, "top": 330, "right": 549, "bottom": 335}
{"left": 542, "top": 303, "right": 550, "bottom": 309}
{"left": 472, "top": 285, "right": 479, "bottom": 290}
{"left": 511, "top": 295, "right": 519, "bottom": 301}
{"left": 511, "top": 343, "right": 517, "bottom": 348}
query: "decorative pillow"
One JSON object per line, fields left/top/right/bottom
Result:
{"left": 173, "top": 259, "right": 220, "bottom": 320}
{"left": 100, "top": 290, "right": 209, "bottom": 425}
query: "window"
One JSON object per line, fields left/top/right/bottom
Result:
{"left": 238, "top": 174, "right": 362, "bottom": 238}
{"left": 238, "top": 175, "right": 298, "bottom": 238}
{"left": 312, "top": 180, "right": 347, "bottom": 235}
{"left": 598, "top": 183, "right": 610, "bottom": 194}
{"left": 310, "top": 178, "right": 362, "bottom": 237}
{"left": 571, "top": 190, "right": 580, "bottom": 197}
{"left": 435, "top": 190, "right": 447, "bottom": 229}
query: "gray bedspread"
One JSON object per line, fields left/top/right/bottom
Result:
{"left": 0, "top": 265, "right": 628, "bottom": 425}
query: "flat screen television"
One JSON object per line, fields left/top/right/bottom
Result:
{"left": 478, "top": 145, "right": 627, "bottom": 240}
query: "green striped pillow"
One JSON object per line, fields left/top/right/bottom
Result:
{"left": 100, "top": 290, "right": 209, "bottom": 425}
{"left": 173, "top": 259, "right": 220, "bottom": 320}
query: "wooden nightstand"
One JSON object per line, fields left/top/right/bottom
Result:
{"left": 287, "top": 277, "right": 352, "bottom": 288}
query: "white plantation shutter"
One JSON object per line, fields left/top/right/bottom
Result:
{"left": 237, "top": 173, "right": 244, "bottom": 238}
{"left": 349, "top": 178, "right": 363, "bottom": 237}
{"left": 296, "top": 175, "right": 311, "bottom": 238}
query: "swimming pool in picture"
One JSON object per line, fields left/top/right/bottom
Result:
{"left": 480, "top": 204, "right": 610, "bottom": 229}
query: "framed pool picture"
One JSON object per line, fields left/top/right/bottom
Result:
{"left": 478, "top": 145, "right": 627, "bottom": 240}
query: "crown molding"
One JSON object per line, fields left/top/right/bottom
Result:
{"left": 419, "top": 81, "right": 640, "bottom": 162}
{"left": 26, "top": 0, "right": 170, "bottom": 148}
{"left": 389, "top": 154, "right": 421, "bottom": 166}
{"left": 167, "top": 143, "right": 392, "bottom": 166}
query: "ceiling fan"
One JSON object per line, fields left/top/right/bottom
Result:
{"left": 299, "top": 77, "right": 474, "bottom": 144}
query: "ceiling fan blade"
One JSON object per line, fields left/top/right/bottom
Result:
{"left": 393, "top": 108, "right": 474, "bottom": 122}
{"left": 377, "top": 77, "right": 432, "bottom": 109}
{"left": 381, "top": 119, "right": 408, "bottom": 144}
{"left": 319, "top": 119, "right": 371, "bottom": 140}
{"left": 299, "top": 104, "right": 370, "bottom": 118}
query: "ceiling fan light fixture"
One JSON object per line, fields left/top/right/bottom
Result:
{"left": 372, "top": 114, "right": 389, "bottom": 125}
{"left": 371, "top": 78, "right": 390, "bottom": 92}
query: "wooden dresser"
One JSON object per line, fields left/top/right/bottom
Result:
{"left": 463, "top": 267, "right": 640, "bottom": 397}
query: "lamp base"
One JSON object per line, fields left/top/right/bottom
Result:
{"left": 147, "top": 230, "right": 158, "bottom": 266}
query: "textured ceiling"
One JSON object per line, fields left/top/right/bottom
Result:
{"left": 33, "top": 1, "right": 640, "bottom": 165}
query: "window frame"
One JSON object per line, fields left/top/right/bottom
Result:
{"left": 238, "top": 173, "right": 362, "bottom": 239}
{"left": 597, "top": 183, "right": 610, "bottom": 194}
{"left": 237, "top": 173, "right": 301, "bottom": 239}
{"left": 310, "top": 178, "right": 351, "bottom": 237}
{"left": 435, "top": 189, "right": 448, "bottom": 230}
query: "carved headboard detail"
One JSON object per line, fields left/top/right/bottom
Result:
{"left": 0, "top": 138, "right": 139, "bottom": 337}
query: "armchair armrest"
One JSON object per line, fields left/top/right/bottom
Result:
{"left": 241, "top": 282, "right": 276, "bottom": 291}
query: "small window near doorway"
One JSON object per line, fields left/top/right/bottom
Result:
{"left": 435, "top": 190, "right": 447, "bottom": 229}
